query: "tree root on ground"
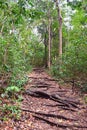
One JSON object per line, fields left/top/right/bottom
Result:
{"left": 21, "top": 108, "right": 87, "bottom": 129}
{"left": 34, "top": 115, "right": 87, "bottom": 129}
{"left": 25, "top": 89, "right": 80, "bottom": 109}
{"left": 21, "top": 109, "right": 77, "bottom": 121}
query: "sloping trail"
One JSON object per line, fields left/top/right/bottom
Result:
{"left": 20, "top": 68, "right": 87, "bottom": 130}
{"left": 0, "top": 68, "right": 87, "bottom": 130}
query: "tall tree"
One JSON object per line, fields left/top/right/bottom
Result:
{"left": 48, "top": 9, "right": 51, "bottom": 69}
{"left": 55, "top": 0, "right": 63, "bottom": 56}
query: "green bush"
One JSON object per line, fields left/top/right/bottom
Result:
{"left": 51, "top": 43, "right": 87, "bottom": 91}
{"left": 0, "top": 104, "right": 21, "bottom": 120}
{"left": 6, "top": 86, "right": 20, "bottom": 93}
{"left": 11, "top": 76, "right": 29, "bottom": 88}
{"left": 5, "top": 86, "right": 21, "bottom": 98}
{"left": 62, "top": 43, "right": 87, "bottom": 80}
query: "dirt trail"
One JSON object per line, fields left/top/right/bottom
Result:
{"left": 1, "top": 68, "right": 86, "bottom": 130}
{"left": 20, "top": 68, "right": 87, "bottom": 130}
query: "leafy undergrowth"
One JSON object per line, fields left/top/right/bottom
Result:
{"left": 0, "top": 97, "right": 21, "bottom": 120}
{"left": 0, "top": 75, "right": 29, "bottom": 130}
{"left": 0, "top": 88, "right": 34, "bottom": 130}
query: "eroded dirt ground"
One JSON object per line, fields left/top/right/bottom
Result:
{"left": 0, "top": 68, "right": 87, "bottom": 130}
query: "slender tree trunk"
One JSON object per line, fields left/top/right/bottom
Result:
{"left": 55, "top": 0, "right": 62, "bottom": 56}
{"left": 58, "top": 9, "right": 62, "bottom": 56}
{"left": 47, "top": 8, "right": 51, "bottom": 69}
{"left": 44, "top": 33, "right": 48, "bottom": 68}
{"left": 48, "top": 17, "right": 51, "bottom": 69}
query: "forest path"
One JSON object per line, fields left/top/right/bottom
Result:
{"left": 20, "top": 68, "right": 87, "bottom": 130}
{"left": 0, "top": 68, "right": 87, "bottom": 130}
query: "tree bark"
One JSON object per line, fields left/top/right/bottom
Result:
{"left": 48, "top": 16, "right": 51, "bottom": 69}
{"left": 55, "top": 0, "right": 63, "bottom": 56}
{"left": 44, "top": 33, "right": 48, "bottom": 68}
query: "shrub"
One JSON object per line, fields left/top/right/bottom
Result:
{"left": 5, "top": 86, "right": 20, "bottom": 98}
{"left": 51, "top": 43, "right": 87, "bottom": 91}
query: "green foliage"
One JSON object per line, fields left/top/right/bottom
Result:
{"left": 51, "top": 43, "right": 87, "bottom": 91}
{"left": 5, "top": 85, "right": 20, "bottom": 98}
{"left": 50, "top": 57, "right": 61, "bottom": 78}
{"left": 0, "top": 0, "right": 40, "bottom": 76}
{"left": 6, "top": 86, "right": 20, "bottom": 93}
{"left": 0, "top": 0, "right": 87, "bottom": 94}
{"left": 62, "top": 43, "right": 87, "bottom": 79}
{"left": 50, "top": 0, "right": 87, "bottom": 92}
{"left": 11, "top": 76, "right": 29, "bottom": 88}
{"left": 68, "top": 0, "right": 82, "bottom": 10}
{"left": 0, "top": 86, "right": 22, "bottom": 120}
{"left": 0, "top": 104, "right": 21, "bottom": 120}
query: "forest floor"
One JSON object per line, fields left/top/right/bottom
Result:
{"left": 0, "top": 68, "right": 87, "bottom": 130}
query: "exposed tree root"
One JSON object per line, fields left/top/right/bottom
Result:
{"left": 28, "top": 76, "right": 59, "bottom": 81}
{"left": 34, "top": 115, "right": 69, "bottom": 129}
{"left": 25, "top": 89, "right": 80, "bottom": 109}
{"left": 21, "top": 109, "right": 77, "bottom": 121}
{"left": 22, "top": 69, "right": 87, "bottom": 129}
{"left": 34, "top": 115, "right": 87, "bottom": 129}
{"left": 44, "top": 104, "right": 76, "bottom": 111}
{"left": 30, "top": 85, "right": 49, "bottom": 88}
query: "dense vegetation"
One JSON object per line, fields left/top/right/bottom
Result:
{"left": 0, "top": 0, "right": 87, "bottom": 121}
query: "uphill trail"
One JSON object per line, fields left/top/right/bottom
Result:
{"left": 21, "top": 68, "right": 87, "bottom": 130}
{"left": 1, "top": 68, "right": 87, "bottom": 130}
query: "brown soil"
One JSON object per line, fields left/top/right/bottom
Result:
{"left": 0, "top": 68, "right": 87, "bottom": 130}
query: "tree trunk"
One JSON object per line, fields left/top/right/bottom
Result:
{"left": 55, "top": 0, "right": 63, "bottom": 56}
{"left": 48, "top": 12, "right": 51, "bottom": 69}
{"left": 44, "top": 33, "right": 48, "bottom": 68}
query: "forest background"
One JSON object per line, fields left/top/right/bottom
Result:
{"left": 0, "top": 0, "right": 87, "bottom": 91}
